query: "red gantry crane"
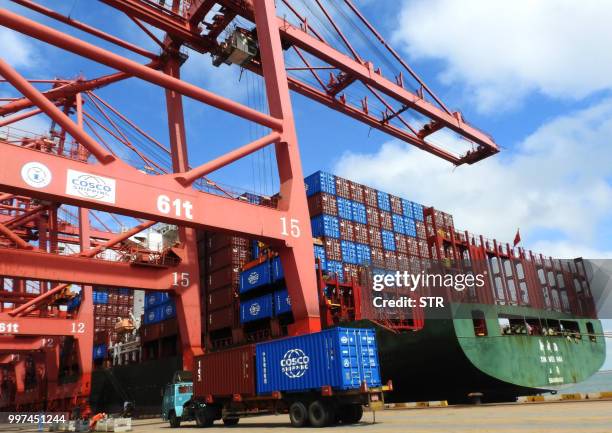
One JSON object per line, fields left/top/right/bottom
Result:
{"left": 0, "top": 0, "right": 498, "bottom": 412}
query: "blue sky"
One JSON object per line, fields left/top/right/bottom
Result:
{"left": 2, "top": 1, "right": 611, "bottom": 366}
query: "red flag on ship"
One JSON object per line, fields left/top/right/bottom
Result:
{"left": 513, "top": 229, "right": 521, "bottom": 247}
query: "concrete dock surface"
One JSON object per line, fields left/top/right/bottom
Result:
{"left": 2, "top": 400, "right": 611, "bottom": 432}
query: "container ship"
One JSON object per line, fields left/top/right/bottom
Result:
{"left": 4, "top": 0, "right": 602, "bottom": 417}
{"left": 88, "top": 170, "right": 605, "bottom": 412}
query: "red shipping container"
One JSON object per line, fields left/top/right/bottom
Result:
{"left": 390, "top": 195, "right": 403, "bottom": 215}
{"left": 160, "top": 318, "right": 178, "bottom": 337}
{"left": 343, "top": 263, "right": 360, "bottom": 282}
{"left": 379, "top": 210, "right": 393, "bottom": 230}
{"left": 350, "top": 182, "right": 364, "bottom": 203}
{"left": 141, "top": 322, "right": 161, "bottom": 342}
{"left": 366, "top": 206, "right": 379, "bottom": 227}
{"left": 418, "top": 239, "right": 430, "bottom": 258}
{"left": 363, "top": 187, "right": 378, "bottom": 207}
{"left": 206, "top": 233, "right": 250, "bottom": 254}
{"left": 416, "top": 221, "right": 426, "bottom": 239}
{"left": 371, "top": 248, "right": 385, "bottom": 268}
{"left": 324, "top": 238, "right": 342, "bottom": 262}
{"left": 207, "top": 266, "right": 240, "bottom": 291}
{"left": 385, "top": 251, "right": 398, "bottom": 269}
{"left": 407, "top": 237, "right": 419, "bottom": 256}
{"left": 307, "top": 192, "right": 338, "bottom": 216}
{"left": 207, "top": 246, "right": 249, "bottom": 272}
{"left": 395, "top": 233, "right": 407, "bottom": 254}
{"left": 397, "top": 253, "right": 410, "bottom": 271}
{"left": 194, "top": 345, "right": 256, "bottom": 398}
{"left": 335, "top": 177, "right": 351, "bottom": 198}
{"left": 339, "top": 219, "right": 355, "bottom": 241}
{"left": 207, "top": 306, "right": 236, "bottom": 331}
{"left": 207, "top": 288, "right": 236, "bottom": 311}
{"left": 354, "top": 223, "right": 369, "bottom": 244}
{"left": 368, "top": 228, "right": 382, "bottom": 249}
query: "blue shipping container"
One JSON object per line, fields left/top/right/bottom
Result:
{"left": 351, "top": 201, "right": 367, "bottom": 224}
{"left": 381, "top": 230, "right": 396, "bottom": 251}
{"left": 311, "top": 214, "right": 340, "bottom": 239}
{"left": 256, "top": 327, "right": 381, "bottom": 394}
{"left": 144, "top": 306, "right": 163, "bottom": 325}
{"left": 240, "top": 261, "right": 272, "bottom": 293}
{"left": 403, "top": 217, "right": 416, "bottom": 237}
{"left": 336, "top": 197, "right": 353, "bottom": 220}
{"left": 412, "top": 202, "right": 424, "bottom": 221}
{"left": 272, "top": 256, "right": 284, "bottom": 281}
{"left": 93, "top": 344, "right": 107, "bottom": 360}
{"left": 313, "top": 245, "right": 327, "bottom": 271}
{"left": 252, "top": 240, "right": 260, "bottom": 260}
{"left": 401, "top": 198, "right": 413, "bottom": 218}
{"left": 304, "top": 171, "right": 336, "bottom": 196}
{"left": 161, "top": 300, "right": 176, "bottom": 321}
{"left": 93, "top": 291, "right": 108, "bottom": 305}
{"left": 341, "top": 240, "right": 357, "bottom": 264}
{"left": 392, "top": 214, "right": 405, "bottom": 234}
{"left": 355, "top": 243, "right": 371, "bottom": 265}
{"left": 240, "top": 293, "right": 273, "bottom": 323}
{"left": 145, "top": 292, "right": 169, "bottom": 309}
{"left": 326, "top": 260, "right": 344, "bottom": 280}
{"left": 377, "top": 191, "right": 391, "bottom": 211}
{"left": 274, "top": 289, "right": 292, "bottom": 315}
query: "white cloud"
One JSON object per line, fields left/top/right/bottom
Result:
{"left": 0, "top": 27, "right": 38, "bottom": 69}
{"left": 333, "top": 98, "right": 612, "bottom": 253}
{"left": 181, "top": 50, "right": 249, "bottom": 102}
{"left": 393, "top": 0, "right": 612, "bottom": 111}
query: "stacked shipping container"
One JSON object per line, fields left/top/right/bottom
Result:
{"left": 305, "top": 171, "right": 429, "bottom": 280}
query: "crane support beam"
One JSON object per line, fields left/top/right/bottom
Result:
{"left": 0, "top": 247, "right": 187, "bottom": 290}
{"left": 0, "top": 143, "right": 300, "bottom": 244}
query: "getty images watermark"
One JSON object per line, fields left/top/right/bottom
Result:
{"left": 371, "top": 271, "right": 486, "bottom": 308}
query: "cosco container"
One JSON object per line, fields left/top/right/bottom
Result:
{"left": 144, "top": 306, "right": 163, "bottom": 325}
{"left": 93, "top": 344, "right": 107, "bottom": 360}
{"left": 145, "top": 292, "right": 169, "bottom": 308}
{"left": 274, "top": 289, "right": 292, "bottom": 315}
{"left": 240, "top": 293, "right": 273, "bottom": 323}
{"left": 161, "top": 301, "right": 176, "bottom": 321}
{"left": 256, "top": 327, "right": 381, "bottom": 394}
{"left": 304, "top": 171, "right": 336, "bottom": 196}
{"left": 239, "top": 261, "right": 272, "bottom": 293}
{"left": 377, "top": 191, "right": 391, "bottom": 211}
{"left": 272, "top": 256, "right": 284, "bottom": 281}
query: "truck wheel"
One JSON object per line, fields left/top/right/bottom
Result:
{"left": 289, "top": 401, "right": 309, "bottom": 427}
{"left": 308, "top": 400, "right": 332, "bottom": 428}
{"left": 222, "top": 417, "right": 239, "bottom": 426}
{"left": 169, "top": 411, "right": 181, "bottom": 428}
{"left": 339, "top": 405, "right": 363, "bottom": 424}
{"left": 195, "top": 409, "right": 214, "bottom": 428}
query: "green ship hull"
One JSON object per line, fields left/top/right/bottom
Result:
{"left": 357, "top": 303, "right": 606, "bottom": 403}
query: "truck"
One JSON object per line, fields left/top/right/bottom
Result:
{"left": 162, "top": 327, "right": 391, "bottom": 428}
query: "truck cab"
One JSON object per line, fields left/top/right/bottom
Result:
{"left": 161, "top": 371, "right": 194, "bottom": 427}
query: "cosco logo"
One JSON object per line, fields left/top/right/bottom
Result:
{"left": 249, "top": 303, "right": 261, "bottom": 316}
{"left": 148, "top": 311, "right": 155, "bottom": 321}
{"left": 340, "top": 336, "right": 349, "bottom": 344}
{"left": 280, "top": 349, "right": 309, "bottom": 379}
{"left": 247, "top": 272, "right": 259, "bottom": 285}
{"left": 72, "top": 175, "right": 111, "bottom": 198}
{"left": 165, "top": 305, "right": 174, "bottom": 315}
{"left": 66, "top": 169, "right": 116, "bottom": 204}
